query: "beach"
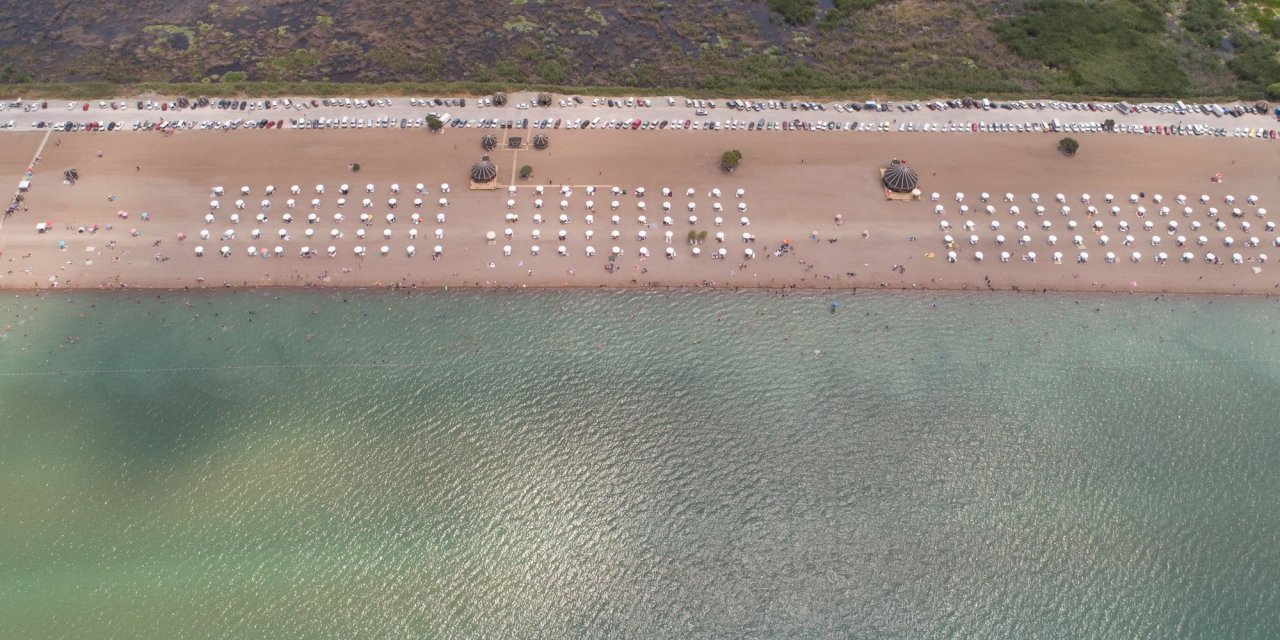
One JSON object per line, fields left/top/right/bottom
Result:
{"left": 3, "top": 123, "right": 1278, "bottom": 294}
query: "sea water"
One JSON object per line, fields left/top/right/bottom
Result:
{"left": 0, "top": 290, "right": 1278, "bottom": 638}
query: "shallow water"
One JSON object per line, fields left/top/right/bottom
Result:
{"left": 1, "top": 290, "right": 1278, "bottom": 637}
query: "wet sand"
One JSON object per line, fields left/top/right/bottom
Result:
{"left": 2, "top": 127, "right": 1278, "bottom": 294}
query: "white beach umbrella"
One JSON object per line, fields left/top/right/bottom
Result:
{"left": 1047, "top": 234, "right": 1057, "bottom": 245}
{"left": 974, "top": 251, "right": 984, "bottom": 261}
{"left": 1000, "top": 251, "right": 1010, "bottom": 262}
{"left": 220, "top": 246, "right": 230, "bottom": 256}
{"left": 1052, "top": 251, "right": 1063, "bottom": 264}
{"left": 230, "top": 213, "right": 241, "bottom": 224}
{"left": 194, "top": 246, "right": 204, "bottom": 256}
{"left": 585, "top": 214, "right": 595, "bottom": 225}
{"left": 585, "top": 245, "right": 596, "bottom": 256}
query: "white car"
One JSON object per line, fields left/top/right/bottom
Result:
{"left": 516, "top": 103, "right": 529, "bottom": 109}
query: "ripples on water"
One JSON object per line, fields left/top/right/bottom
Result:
{"left": 0, "top": 290, "right": 1278, "bottom": 637}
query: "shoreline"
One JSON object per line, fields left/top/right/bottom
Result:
{"left": 14, "top": 282, "right": 1280, "bottom": 303}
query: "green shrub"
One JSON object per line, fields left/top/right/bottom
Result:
{"left": 720, "top": 149, "right": 742, "bottom": 171}
{"left": 520, "top": 164, "right": 533, "bottom": 179}
{"left": 1059, "top": 137, "right": 1079, "bottom": 155}
{"left": 767, "top": 0, "right": 816, "bottom": 26}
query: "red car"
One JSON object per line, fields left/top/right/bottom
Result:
{"left": 81, "top": 103, "right": 89, "bottom": 111}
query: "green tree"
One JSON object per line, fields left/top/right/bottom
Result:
{"left": 1058, "top": 137, "right": 1080, "bottom": 156}
{"left": 721, "top": 149, "right": 743, "bottom": 172}
{"left": 520, "top": 164, "right": 533, "bottom": 179}
{"left": 426, "top": 115, "right": 443, "bottom": 132}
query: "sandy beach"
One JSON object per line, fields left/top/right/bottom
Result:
{"left": 2, "top": 125, "right": 1278, "bottom": 295}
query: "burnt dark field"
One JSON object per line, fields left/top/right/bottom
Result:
{"left": 0, "top": 0, "right": 1276, "bottom": 98}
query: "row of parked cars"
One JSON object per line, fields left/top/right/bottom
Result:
{"left": 291, "top": 116, "right": 430, "bottom": 129}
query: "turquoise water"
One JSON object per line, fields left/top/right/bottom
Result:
{"left": 1, "top": 289, "right": 1278, "bottom": 638}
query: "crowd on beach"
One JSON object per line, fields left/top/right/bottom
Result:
{"left": 932, "top": 190, "right": 1271, "bottom": 272}
{"left": 179, "top": 183, "right": 765, "bottom": 264}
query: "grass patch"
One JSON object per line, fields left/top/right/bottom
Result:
{"left": 995, "top": 0, "right": 1191, "bottom": 97}
{"left": 767, "top": 0, "right": 816, "bottom": 26}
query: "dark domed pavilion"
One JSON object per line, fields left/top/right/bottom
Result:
{"left": 882, "top": 159, "right": 919, "bottom": 193}
{"left": 470, "top": 156, "right": 497, "bottom": 183}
